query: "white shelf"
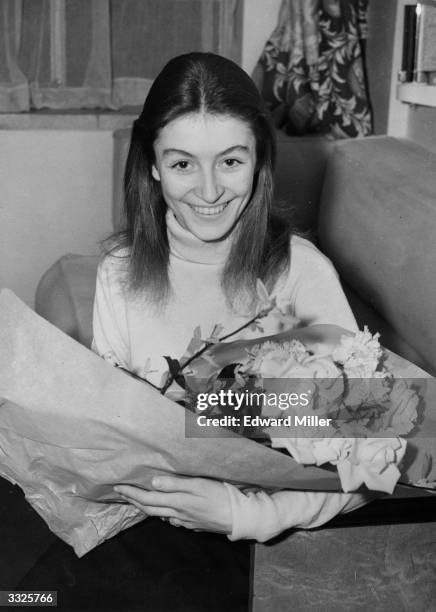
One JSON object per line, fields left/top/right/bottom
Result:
{"left": 397, "top": 82, "right": 436, "bottom": 107}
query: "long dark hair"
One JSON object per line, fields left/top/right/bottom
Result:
{"left": 111, "top": 52, "right": 291, "bottom": 310}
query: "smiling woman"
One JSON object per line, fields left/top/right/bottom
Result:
{"left": 113, "top": 51, "right": 283, "bottom": 312}
{"left": 151, "top": 114, "right": 256, "bottom": 242}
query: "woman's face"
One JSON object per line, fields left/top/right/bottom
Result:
{"left": 152, "top": 112, "right": 257, "bottom": 242}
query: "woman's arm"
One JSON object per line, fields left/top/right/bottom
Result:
{"left": 114, "top": 476, "right": 374, "bottom": 541}
{"left": 92, "top": 255, "right": 130, "bottom": 366}
{"left": 207, "top": 324, "right": 354, "bottom": 372}
{"left": 224, "top": 484, "right": 372, "bottom": 542}
{"left": 285, "top": 237, "right": 358, "bottom": 331}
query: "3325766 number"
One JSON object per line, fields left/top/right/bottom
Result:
{"left": 0, "top": 591, "right": 57, "bottom": 606}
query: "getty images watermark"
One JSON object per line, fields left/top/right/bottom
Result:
{"left": 192, "top": 388, "right": 333, "bottom": 431}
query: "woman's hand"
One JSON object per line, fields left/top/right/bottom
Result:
{"left": 209, "top": 324, "right": 353, "bottom": 366}
{"left": 114, "top": 476, "right": 232, "bottom": 535}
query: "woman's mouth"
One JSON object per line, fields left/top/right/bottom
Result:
{"left": 189, "top": 202, "right": 230, "bottom": 216}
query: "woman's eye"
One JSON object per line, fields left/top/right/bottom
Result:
{"left": 172, "top": 160, "right": 191, "bottom": 171}
{"left": 222, "top": 158, "right": 241, "bottom": 168}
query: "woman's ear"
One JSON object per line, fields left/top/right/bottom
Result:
{"left": 152, "top": 164, "right": 161, "bottom": 181}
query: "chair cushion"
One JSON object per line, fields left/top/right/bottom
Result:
{"left": 274, "top": 133, "right": 335, "bottom": 232}
{"left": 319, "top": 136, "right": 436, "bottom": 375}
{"left": 35, "top": 254, "right": 99, "bottom": 349}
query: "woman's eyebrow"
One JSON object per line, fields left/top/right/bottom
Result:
{"left": 219, "top": 145, "right": 250, "bottom": 156}
{"left": 162, "top": 148, "right": 194, "bottom": 158}
{"left": 162, "top": 145, "right": 250, "bottom": 158}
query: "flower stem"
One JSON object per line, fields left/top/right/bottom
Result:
{"left": 159, "top": 308, "right": 271, "bottom": 395}
{"left": 116, "top": 365, "right": 161, "bottom": 391}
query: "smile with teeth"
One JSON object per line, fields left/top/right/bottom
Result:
{"left": 189, "top": 201, "right": 230, "bottom": 216}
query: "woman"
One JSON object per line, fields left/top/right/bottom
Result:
{"left": 92, "top": 52, "right": 370, "bottom": 542}
{"left": 18, "top": 52, "right": 369, "bottom": 611}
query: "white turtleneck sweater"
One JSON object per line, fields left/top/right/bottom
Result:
{"left": 92, "top": 211, "right": 369, "bottom": 542}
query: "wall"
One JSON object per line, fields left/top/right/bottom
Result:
{"left": 407, "top": 106, "right": 436, "bottom": 154}
{"left": 0, "top": 131, "right": 113, "bottom": 306}
{"left": 366, "top": 0, "right": 397, "bottom": 135}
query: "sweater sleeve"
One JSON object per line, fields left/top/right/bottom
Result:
{"left": 223, "top": 484, "right": 371, "bottom": 542}
{"left": 92, "top": 255, "right": 130, "bottom": 368}
{"left": 285, "top": 237, "right": 358, "bottom": 332}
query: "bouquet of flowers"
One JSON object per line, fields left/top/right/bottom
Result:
{"left": 111, "top": 280, "right": 435, "bottom": 496}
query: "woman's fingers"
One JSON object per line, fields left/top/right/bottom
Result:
{"left": 114, "top": 482, "right": 199, "bottom": 518}
{"left": 150, "top": 475, "right": 203, "bottom": 494}
{"left": 116, "top": 476, "right": 214, "bottom": 498}
{"left": 128, "top": 501, "right": 176, "bottom": 518}
{"left": 209, "top": 339, "right": 249, "bottom": 366}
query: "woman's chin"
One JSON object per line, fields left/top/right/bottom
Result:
{"left": 186, "top": 210, "right": 246, "bottom": 242}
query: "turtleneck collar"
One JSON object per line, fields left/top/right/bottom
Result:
{"left": 166, "top": 210, "right": 233, "bottom": 265}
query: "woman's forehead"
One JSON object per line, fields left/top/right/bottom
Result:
{"left": 154, "top": 112, "right": 256, "bottom": 157}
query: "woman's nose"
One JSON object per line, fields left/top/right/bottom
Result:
{"left": 196, "top": 168, "right": 224, "bottom": 204}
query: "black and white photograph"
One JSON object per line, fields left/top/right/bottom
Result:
{"left": 1, "top": 1, "right": 436, "bottom": 610}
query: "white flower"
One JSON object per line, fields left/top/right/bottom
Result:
{"left": 336, "top": 437, "right": 407, "bottom": 493}
{"left": 241, "top": 340, "right": 310, "bottom": 378}
{"left": 333, "top": 326, "right": 383, "bottom": 377}
{"left": 270, "top": 436, "right": 406, "bottom": 494}
{"left": 270, "top": 436, "right": 347, "bottom": 463}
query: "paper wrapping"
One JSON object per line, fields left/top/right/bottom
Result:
{"left": 1, "top": 290, "right": 435, "bottom": 557}
{"left": 0, "top": 289, "right": 341, "bottom": 557}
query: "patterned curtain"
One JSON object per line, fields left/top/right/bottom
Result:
{"left": 252, "top": 0, "right": 372, "bottom": 138}
{"left": 0, "top": 0, "right": 242, "bottom": 112}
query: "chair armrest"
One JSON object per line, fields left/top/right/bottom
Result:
{"left": 35, "top": 254, "right": 99, "bottom": 348}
